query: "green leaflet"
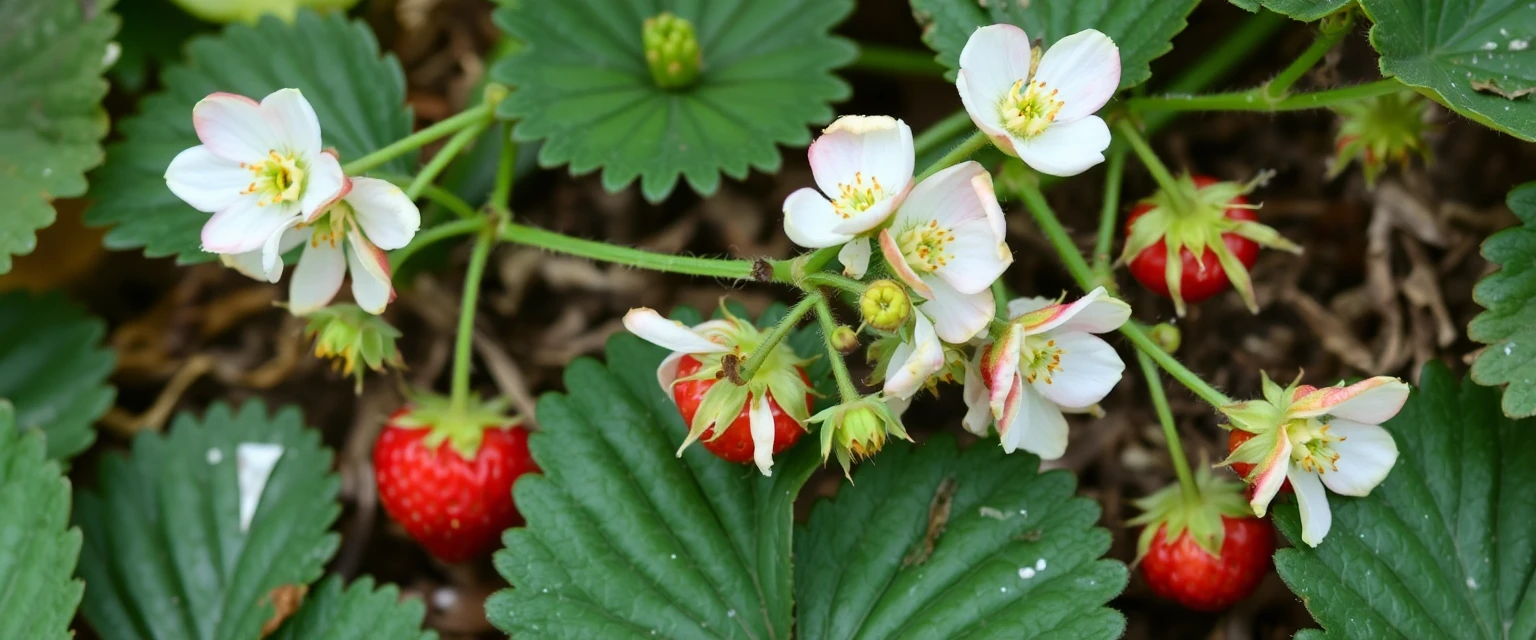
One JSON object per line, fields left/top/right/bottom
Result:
{"left": 1470, "top": 181, "right": 1536, "bottom": 417}
{"left": 0, "top": 290, "right": 116, "bottom": 460}
{"left": 0, "top": 402, "right": 84, "bottom": 640}
{"left": 268, "top": 576, "right": 437, "bottom": 640}
{"left": 1273, "top": 362, "right": 1536, "bottom": 638}
{"left": 1228, "top": 0, "right": 1352, "bottom": 21}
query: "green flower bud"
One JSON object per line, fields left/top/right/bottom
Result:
{"left": 303, "top": 304, "right": 404, "bottom": 393}
{"left": 830, "top": 325, "right": 860, "bottom": 354}
{"left": 810, "top": 397, "right": 911, "bottom": 478}
{"left": 859, "top": 280, "right": 911, "bottom": 332}
{"left": 1330, "top": 91, "right": 1432, "bottom": 188}
{"left": 1149, "top": 322, "right": 1181, "bottom": 353}
{"left": 642, "top": 12, "right": 702, "bottom": 89}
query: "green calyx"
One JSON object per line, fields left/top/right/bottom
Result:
{"left": 1119, "top": 172, "right": 1301, "bottom": 316}
{"left": 642, "top": 12, "right": 702, "bottom": 90}
{"left": 809, "top": 396, "right": 909, "bottom": 479}
{"left": 675, "top": 308, "right": 814, "bottom": 453}
{"left": 1330, "top": 91, "right": 1433, "bottom": 187}
{"left": 1128, "top": 467, "right": 1252, "bottom": 560}
{"left": 394, "top": 391, "right": 522, "bottom": 460}
{"left": 302, "top": 304, "right": 404, "bottom": 393}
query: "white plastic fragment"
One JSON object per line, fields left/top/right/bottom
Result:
{"left": 206, "top": 448, "right": 223, "bottom": 465}
{"left": 1018, "top": 567, "right": 1036, "bottom": 580}
{"left": 235, "top": 442, "right": 284, "bottom": 532}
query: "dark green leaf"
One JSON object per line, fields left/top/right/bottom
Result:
{"left": 1228, "top": 0, "right": 1352, "bottom": 21}
{"left": 491, "top": 0, "right": 856, "bottom": 202}
{"left": 0, "top": 402, "right": 84, "bottom": 640}
{"left": 75, "top": 401, "right": 342, "bottom": 640}
{"left": 0, "top": 290, "right": 116, "bottom": 460}
{"left": 796, "top": 435, "right": 1127, "bottom": 640}
{"left": 268, "top": 575, "right": 437, "bottom": 640}
{"left": 84, "top": 10, "right": 413, "bottom": 263}
{"left": 1470, "top": 182, "right": 1536, "bottom": 417}
{"left": 110, "top": 0, "right": 215, "bottom": 92}
{"left": 0, "top": 0, "right": 117, "bottom": 273}
{"left": 487, "top": 331, "right": 819, "bottom": 639}
{"left": 910, "top": 0, "right": 1200, "bottom": 89}
{"left": 1272, "top": 362, "right": 1536, "bottom": 639}
{"left": 1360, "top": 0, "right": 1536, "bottom": 140}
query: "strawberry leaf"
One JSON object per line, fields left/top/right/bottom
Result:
{"left": 1272, "top": 362, "right": 1536, "bottom": 638}
{"left": 0, "top": 290, "right": 116, "bottom": 461}
{"left": 910, "top": 0, "right": 1200, "bottom": 89}
{"left": 0, "top": 402, "right": 85, "bottom": 640}
{"left": 268, "top": 576, "right": 437, "bottom": 640}
{"left": 1470, "top": 182, "right": 1536, "bottom": 418}
{"left": 795, "top": 436, "right": 1127, "bottom": 639}
{"left": 1227, "top": 0, "right": 1351, "bottom": 21}
{"left": 74, "top": 401, "right": 342, "bottom": 640}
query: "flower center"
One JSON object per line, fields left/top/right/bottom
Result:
{"left": 241, "top": 151, "right": 307, "bottom": 207}
{"left": 998, "top": 79, "right": 1064, "bottom": 139}
{"left": 1287, "top": 417, "right": 1345, "bottom": 474}
{"left": 896, "top": 220, "right": 955, "bottom": 273}
{"left": 306, "top": 201, "right": 355, "bottom": 248}
{"left": 832, "top": 172, "right": 886, "bottom": 219}
{"left": 1020, "top": 336, "right": 1064, "bottom": 386}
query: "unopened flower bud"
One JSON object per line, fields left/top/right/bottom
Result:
{"left": 642, "top": 12, "right": 702, "bottom": 89}
{"left": 303, "top": 304, "right": 404, "bottom": 393}
{"left": 810, "top": 397, "right": 910, "bottom": 477}
{"left": 859, "top": 280, "right": 911, "bottom": 332}
{"left": 835, "top": 405, "right": 886, "bottom": 460}
{"left": 1330, "top": 92, "right": 1432, "bottom": 187}
{"left": 1149, "top": 323, "right": 1181, "bottom": 353}
{"left": 830, "top": 325, "right": 860, "bottom": 354}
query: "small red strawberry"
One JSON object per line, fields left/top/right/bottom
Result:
{"left": 374, "top": 396, "right": 539, "bottom": 563}
{"left": 1228, "top": 428, "right": 1292, "bottom": 494}
{"left": 672, "top": 354, "right": 810, "bottom": 464}
{"left": 1130, "top": 467, "right": 1273, "bottom": 612}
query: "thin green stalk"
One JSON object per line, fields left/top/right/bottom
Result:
{"left": 1262, "top": 11, "right": 1354, "bottom": 101}
{"left": 1091, "top": 141, "right": 1128, "bottom": 283}
{"left": 500, "top": 222, "right": 768, "bottom": 280}
{"left": 1115, "top": 119, "right": 1186, "bottom": 208}
{"left": 389, "top": 217, "right": 484, "bottom": 272}
{"left": 1129, "top": 78, "right": 1403, "bottom": 113}
{"left": 811, "top": 292, "right": 860, "bottom": 402}
{"left": 1138, "top": 350, "right": 1201, "bottom": 503}
{"left": 343, "top": 102, "right": 494, "bottom": 175}
{"left": 406, "top": 120, "right": 488, "bottom": 199}
{"left": 802, "top": 271, "right": 866, "bottom": 295}
{"left": 915, "top": 131, "right": 988, "bottom": 182}
{"left": 991, "top": 279, "right": 1010, "bottom": 320}
{"left": 1122, "top": 321, "right": 1231, "bottom": 407}
{"left": 489, "top": 122, "right": 517, "bottom": 217}
{"left": 851, "top": 44, "right": 945, "bottom": 77}
{"left": 912, "top": 110, "right": 974, "bottom": 158}
{"left": 450, "top": 225, "right": 495, "bottom": 413}
{"left": 737, "top": 295, "right": 819, "bottom": 383}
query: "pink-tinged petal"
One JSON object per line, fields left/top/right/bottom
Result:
{"left": 1290, "top": 377, "right": 1411, "bottom": 423}
{"left": 959, "top": 24, "right": 1033, "bottom": 112}
{"left": 165, "top": 145, "right": 250, "bottom": 213}
{"left": 748, "top": 393, "right": 776, "bottom": 476}
{"left": 301, "top": 150, "right": 349, "bottom": 221}
{"left": 1030, "top": 331, "right": 1123, "bottom": 409}
{"left": 810, "top": 115, "right": 915, "bottom": 201}
{"left": 957, "top": 70, "right": 1017, "bottom": 156}
{"left": 1289, "top": 467, "right": 1332, "bottom": 547}
{"left": 622, "top": 308, "right": 732, "bottom": 354}
{"left": 347, "top": 231, "right": 394, "bottom": 313}
{"left": 994, "top": 374, "right": 1024, "bottom": 446}
{"left": 1007, "top": 296, "right": 1054, "bottom": 318}
{"left": 192, "top": 92, "right": 275, "bottom": 162}
{"left": 839, "top": 237, "right": 871, "bottom": 279}
{"left": 983, "top": 324, "right": 1024, "bottom": 422}
{"left": 883, "top": 312, "right": 945, "bottom": 400}
{"left": 878, "top": 229, "right": 933, "bottom": 298}
{"left": 288, "top": 239, "right": 346, "bottom": 315}
{"left": 1319, "top": 419, "right": 1398, "bottom": 496}
{"left": 200, "top": 197, "right": 301, "bottom": 254}
{"left": 1014, "top": 115, "right": 1111, "bottom": 177}
{"left": 1001, "top": 383, "right": 1068, "bottom": 459}
{"left": 1248, "top": 428, "right": 1294, "bottom": 517}
{"left": 1032, "top": 29, "right": 1121, "bottom": 122}
{"left": 783, "top": 188, "right": 852, "bottom": 249}
{"left": 962, "top": 354, "right": 992, "bottom": 436}
{"left": 259, "top": 88, "right": 322, "bottom": 158}
{"left": 1016, "top": 287, "right": 1128, "bottom": 335}
{"left": 830, "top": 193, "right": 903, "bottom": 236}
{"left": 346, "top": 177, "right": 420, "bottom": 250}
{"left": 220, "top": 249, "right": 271, "bottom": 282}
{"left": 918, "top": 276, "right": 993, "bottom": 343}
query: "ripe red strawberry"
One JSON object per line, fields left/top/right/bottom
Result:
{"left": 374, "top": 405, "right": 539, "bottom": 563}
{"left": 672, "top": 354, "right": 810, "bottom": 463}
{"left": 1125, "top": 175, "right": 1261, "bottom": 305}
{"left": 1228, "top": 428, "right": 1293, "bottom": 494}
{"left": 1139, "top": 514, "right": 1275, "bottom": 612}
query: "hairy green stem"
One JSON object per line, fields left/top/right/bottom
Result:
{"left": 343, "top": 102, "right": 494, "bottom": 175}
{"left": 737, "top": 295, "right": 819, "bottom": 384}
{"left": 810, "top": 292, "right": 860, "bottom": 402}
{"left": 851, "top": 44, "right": 945, "bottom": 77}
{"left": 1138, "top": 350, "right": 1201, "bottom": 503}
{"left": 915, "top": 131, "right": 988, "bottom": 182}
{"left": 450, "top": 225, "right": 495, "bottom": 413}
{"left": 406, "top": 120, "right": 487, "bottom": 199}
{"left": 802, "top": 271, "right": 866, "bottom": 294}
{"left": 912, "top": 110, "right": 975, "bottom": 158}
{"left": 1141, "top": 10, "right": 1289, "bottom": 134}
{"left": 500, "top": 222, "right": 770, "bottom": 280}
{"left": 1122, "top": 321, "right": 1232, "bottom": 407}
{"left": 389, "top": 217, "right": 483, "bottom": 272}
{"left": 1115, "top": 119, "right": 1187, "bottom": 209}
{"left": 1129, "top": 78, "right": 1403, "bottom": 113}
{"left": 1262, "top": 10, "right": 1354, "bottom": 101}
{"left": 1091, "top": 141, "right": 1128, "bottom": 284}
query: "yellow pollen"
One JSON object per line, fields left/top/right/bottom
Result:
{"left": 998, "top": 79, "right": 1065, "bottom": 139}
{"left": 831, "top": 172, "right": 887, "bottom": 219}
{"left": 243, "top": 149, "right": 306, "bottom": 207}
{"left": 896, "top": 220, "right": 956, "bottom": 274}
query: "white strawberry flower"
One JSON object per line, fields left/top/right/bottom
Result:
{"left": 222, "top": 177, "right": 420, "bottom": 315}
{"left": 877, "top": 161, "right": 1012, "bottom": 343}
{"left": 881, "top": 310, "right": 945, "bottom": 401}
{"left": 165, "top": 89, "right": 348, "bottom": 264}
{"left": 1223, "top": 375, "right": 1408, "bottom": 547}
{"left": 957, "top": 25, "right": 1120, "bottom": 177}
{"left": 969, "top": 287, "right": 1130, "bottom": 459}
{"left": 783, "top": 115, "right": 915, "bottom": 279}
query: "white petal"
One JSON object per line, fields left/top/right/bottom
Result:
{"left": 885, "top": 395, "right": 912, "bottom": 418}
{"left": 829, "top": 195, "right": 903, "bottom": 236}
{"left": 917, "top": 276, "right": 993, "bottom": 343}
{"left": 892, "top": 161, "right": 986, "bottom": 229}
{"left": 749, "top": 393, "right": 776, "bottom": 476}
{"left": 1007, "top": 296, "right": 1054, "bottom": 318}
{"left": 1001, "top": 384, "right": 1068, "bottom": 460}
{"left": 783, "top": 188, "right": 852, "bottom": 249}
{"left": 878, "top": 229, "right": 933, "bottom": 298}
{"left": 1248, "top": 431, "right": 1294, "bottom": 517}
{"left": 260, "top": 88, "right": 322, "bottom": 158}
{"left": 347, "top": 232, "right": 394, "bottom": 314}
{"left": 1014, "top": 116, "right": 1111, "bottom": 177}
{"left": 192, "top": 92, "right": 276, "bottom": 162}
{"left": 1319, "top": 419, "right": 1399, "bottom": 496}
{"left": 1290, "top": 467, "right": 1333, "bottom": 547}
{"left": 959, "top": 25, "right": 1033, "bottom": 114}
{"left": 839, "top": 237, "right": 871, "bottom": 279}
{"left": 656, "top": 351, "right": 686, "bottom": 397}
{"left": 347, "top": 177, "right": 421, "bottom": 250}
{"left": 1018, "top": 287, "right": 1129, "bottom": 335}
{"left": 1291, "top": 377, "right": 1411, "bottom": 424}
{"left": 622, "top": 308, "right": 731, "bottom": 354}
{"left": 810, "top": 115, "right": 915, "bottom": 204}
{"left": 957, "top": 70, "right": 1017, "bottom": 157}
{"left": 260, "top": 217, "right": 304, "bottom": 279}
{"left": 985, "top": 326, "right": 1024, "bottom": 425}
{"left": 1033, "top": 30, "right": 1121, "bottom": 122}
{"left": 883, "top": 312, "right": 944, "bottom": 401}
{"left": 220, "top": 249, "right": 272, "bottom": 282}
{"left": 301, "top": 151, "right": 348, "bottom": 221}
{"left": 288, "top": 239, "right": 345, "bottom": 315}
{"left": 962, "top": 356, "right": 992, "bottom": 436}
{"left": 891, "top": 162, "right": 1012, "bottom": 293}
{"left": 165, "top": 145, "right": 251, "bottom": 213}
{"left": 200, "top": 197, "right": 301, "bottom": 255}
{"left": 1030, "top": 331, "right": 1123, "bottom": 409}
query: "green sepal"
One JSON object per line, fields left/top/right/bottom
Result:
{"left": 1221, "top": 427, "right": 1282, "bottom": 477}
{"left": 393, "top": 391, "right": 521, "bottom": 460}
{"left": 1128, "top": 467, "right": 1251, "bottom": 560}
{"left": 689, "top": 382, "right": 751, "bottom": 447}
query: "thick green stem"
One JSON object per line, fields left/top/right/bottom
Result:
{"left": 851, "top": 44, "right": 945, "bottom": 77}
{"left": 1115, "top": 119, "right": 1187, "bottom": 209}
{"left": 489, "top": 122, "right": 517, "bottom": 217}
{"left": 1122, "top": 322, "right": 1232, "bottom": 407}
{"left": 1091, "top": 141, "right": 1128, "bottom": 284}
{"left": 1262, "top": 11, "right": 1354, "bottom": 101}
{"left": 811, "top": 292, "right": 860, "bottom": 402}
{"left": 1129, "top": 78, "right": 1403, "bottom": 113}
{"left": 450, "top": 225, "right": 495, "bottom": 414}
{"left": 737, "top": 295, "right": 819, "bottom": 383}
{"left": 991, "top": 279, "right": 1010, "bottom": 320}
{"left": 912, "top": 110, "right": 975, "bottom": 158}
{"left": 1138, "top": 350, "right": 1201, "bottom": 503}
{"left": 787, "top": 246, "right": 842, "bottom": 282}
{"left": 389, "top": 217, "right": 483, "bottom": 272}
{"left": 343, "top": 102, "right": 494, "bottom": 175}
{"left": 500, "top": 223, "right": 769, "bottom": 280}
{"left": 801, "top": 271, "right": 866, "bottom": 295}
{"left": 915, "top": 131, "right": 988, "bottom": 182}
{"left": 406, "top": 120, "right": 487, "bottom": 199}
{"left": 1142, "top": 10, "right": 1289, "bottom": 134}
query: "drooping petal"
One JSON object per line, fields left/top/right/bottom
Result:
{"left": 1015, "top": 287, "right": 1128, "bottom": 335}
{"left": 1030, "top": 331, "right": 1124, "bottom": 409}
{"left": 1006, "top": 296, "right": 1054, "bottom": 318}
{"left": 300, "top": 150, "right": 349, "bottom": 221}
{"left": 1289, "top": 467, "right": 1333, "bottom": 547}
{"left": 1289, "top": 377, "right": 1411, "bottom": 424}
{"left": 622, "top": 308, "right": 732, "bottom": 354}
{"left": 347, "top": 230, "right": 394, "bottom": 314}
{"left": 1000, "top": 383, "right": 1069, "bottom": 459}
{"left": 983, "top": 324, "right": 1024, "bottom": 423}
{"left": 1319, "top": 419, "right": 1399, "bottom": 496}
{"left": 260, "top": 216, "right": 304, "bottom": 279}
{"left": 958, "top": 24, "right": 1033, "bottom": 115}
{"left": 839, "top": 237, "right": 871, "bottom": 279}
{"left": 192, "top": 92, "right": 275, "bottom": 162}
{"left": 220, "top": 249, "right": 271, "bottom": 283}
{"left": 288, "top": 238, "right": 346, "bottom": 315}
{"left": 347, "top": 177, "right": 421, "bottom": 250}
{"left": 808, "top": 115, "right": 914, "bottom": 205}
{"left": 1013, "top": 115, "right": 1111, "bottom": 177}
{"left": 917, "top": 276, "right": 993, "bottom": 343}
{"left": 748, "top": 392, "right": 776, "bottom": 476}
{"left": 1248, "top": 428, "right": 1294, "bottom": 517}
{"left": 883, "top": 311, "right": 945, "bottom": 400}
{"left": 165, "top": 145, "right": 252, "bottom": 213}
{"left": 1032, "top": 30, "right": 1121, "bottom": 123}
{"left": 200, "top": 197, "right": 302, "bottom": 254}
{"left": 259, "top": 88, "right": 322, "bottom": 158}
{"left": 962, "top": 356, "right": 992, "bottom": 436}
{"left": 656, "top": 351, "right": 686, "bottom": 397}
{"left": 783, "top": 188, "right": 852, "bottom": 249}
{"left": 877, "top": 229, "right": 933, "bottom": 298}
{"left": 957, "top": 70, "right": 1015, "bottom": 156}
